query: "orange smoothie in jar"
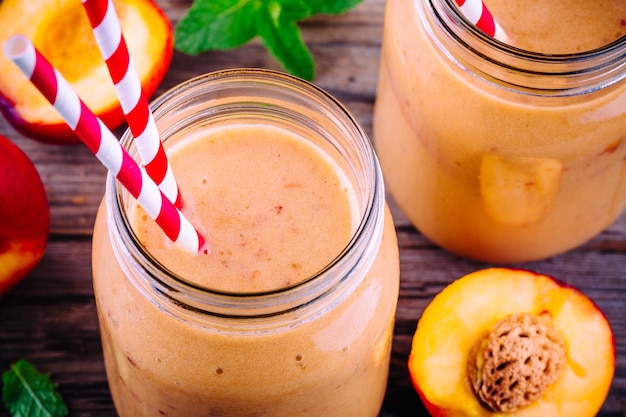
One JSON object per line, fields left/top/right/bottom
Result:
{"left": 132, "top": 125, "right": 358, "bottom": 293}
{"left": 92, "top": 70, "right": 400, "bottom": 417}
{"left": 374, "top": 0, "right": 626, "bottom": 262}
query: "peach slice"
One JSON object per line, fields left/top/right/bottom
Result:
{"left": 479, "top": 154, "right": 562, "bottom": 226}
{"left": 0, "top": 0, "right": 173, "bottom": 144}
{"left": 409, "top": 268, "right": 615, "bottom": 417}
{"left": 0, "top": 135, "right": 49, "bottom": 295}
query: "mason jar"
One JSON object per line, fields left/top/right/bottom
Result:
{"left": 374, "top": 0, "right": 626, "bottom": 263}
{"left": 91, "top": 69, "right": 400, "bottom": 417}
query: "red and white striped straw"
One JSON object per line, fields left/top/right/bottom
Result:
{"left": 4, "top": 35, "right": 204, "bottom": 254}
{"left": 453, "top": 0, "right": 507, "bottom": 41}
{"left": 81, "top": 0, "right": 180, "bottom": 207}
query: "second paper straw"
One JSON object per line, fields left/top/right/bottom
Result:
{"left": 454, "top": 0, "right": 507, "bottom": 41}
{"left": 4, "top": 35, "right": 204, "bottom": 254}
{"left": 81, "top": 0, "right": 180, "bottom": 206}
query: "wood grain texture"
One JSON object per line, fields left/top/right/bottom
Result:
{"left": 1, "top": 0, "right": 625, "bottom": 415}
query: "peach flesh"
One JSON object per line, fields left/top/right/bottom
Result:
{"left": 409, "top": 268, "right": 615, "bottom": 417}
{"left": 0, "top": 0, "right": 173, "bottom": 144}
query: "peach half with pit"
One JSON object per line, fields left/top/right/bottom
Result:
{"left": 0, "top": 135, "right": 50, "bottom": 296}
{"left": 0, "top": 0, "right": 173, "bottom": 144}
{"left": 409, "top": 268, "right": 615, "bottom": 417}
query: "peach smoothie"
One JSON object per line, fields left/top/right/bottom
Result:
{"left": 130, "top": 125, "right": 359, "bottom": 293}
{"left": 374, "top": 0, "right": 626, "bottom": 262}
{"left": 92, "top": 71, "right": 400, "bottom": 417}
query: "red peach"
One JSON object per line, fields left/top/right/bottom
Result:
{"left": 0, "top": 135, "right": 50, "bottom": 295}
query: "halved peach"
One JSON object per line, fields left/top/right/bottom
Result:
{"left": 0, "top": 0, "right": 173, "bottom": 144}
{"left": 409, "top": 268, "right": 615, "bottom": 417}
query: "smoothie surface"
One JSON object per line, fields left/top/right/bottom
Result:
{"left": 130, "top": 124, "right": 356, "bottom": 293}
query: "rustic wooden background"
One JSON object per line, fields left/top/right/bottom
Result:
{"left": 0, "top": 0, "right": 625, "bottom": 415}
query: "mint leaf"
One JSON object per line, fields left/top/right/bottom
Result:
{"left": 306, "top": 0, "right": 364, "bottom": 15}
{"left": 174, "top": 0, "right": 261, "bottom": 53}
{"left": 2, "top": 360, "right": 68, "bottom": 417}
{"left": 174, "top": 0, "right": 364, "bottom": 81}
{"left": 257, "top": 1, "right": 315, "bottom": 81}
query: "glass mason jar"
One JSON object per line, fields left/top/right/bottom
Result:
{"left": 91, "top": 69, "right": 400, "bottom": 417}
{"left": 373, "top": 0, "right": 626, "bottom": 263}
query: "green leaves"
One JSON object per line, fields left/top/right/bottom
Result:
{"left": 174, "top": 0, "right": 260, "bottom": 52}
{"left": 174, "top": 0, "right": 365, "bottom": 81}
{"left": 256, "top": 1, "right": 314, "bottom": 80}
{"left": 2, "top": 360, "right": 68, "bottom": 417}
{"left": 305, "top": 0, "right": 365, "bottom": 15}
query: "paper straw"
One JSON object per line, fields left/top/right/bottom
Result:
{"left": 4, "top": 35, "right": 204, "bottom": 254}
{"left": 453, "top": 0, "right": 507, "bottom": 42}
{"left": 81, "top": 0, "right": 180, "bottom": 206}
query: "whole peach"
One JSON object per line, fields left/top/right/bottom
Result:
{"left": 0, "top": 135, "right": 49, "bottom": 295}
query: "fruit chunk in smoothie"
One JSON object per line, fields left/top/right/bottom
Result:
{"left": 479, "top": 155, "right": 563, "bottom": 226}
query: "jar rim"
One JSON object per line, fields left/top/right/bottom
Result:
{"left": 424, "top": 0, "right": 626, "bottom": 95}
{"left": 438, "top": 0, "right": 626, "bottom": 61}
{"left": 105, "top": 68, "right": 385, "bottom": 320}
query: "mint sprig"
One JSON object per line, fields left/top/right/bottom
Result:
{"left": 174, "top": 0, "right": 365, "bottom": 81}
{"left": 2, "top": 360, "right": 68, "bottom": 417}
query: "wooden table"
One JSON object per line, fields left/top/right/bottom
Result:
{"left": 1, "top": 0, "right": 625, "bottom": 415}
